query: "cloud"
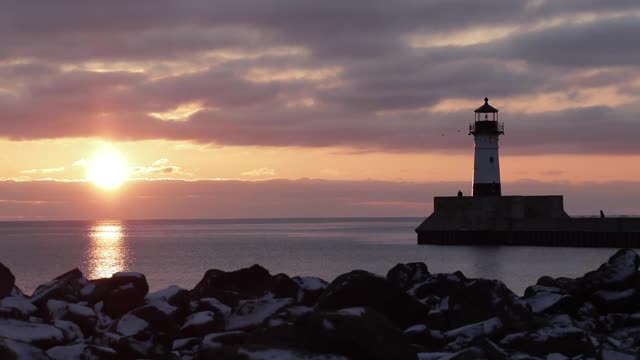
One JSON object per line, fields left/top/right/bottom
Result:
{"left": 0, "top": 1, "right": 639, "bottom": 155}
{"left": 20, "top": 167, "right": 65, "bottom": 175}
{"left": 241, "top": 168, "right": 276, "bottom": 177}
{"left": 131, "top": 159, "right": 184, "bottom": 176}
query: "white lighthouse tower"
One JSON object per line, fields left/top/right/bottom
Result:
{"left": 469, "top": 97, "right": 504, "bottom": 196}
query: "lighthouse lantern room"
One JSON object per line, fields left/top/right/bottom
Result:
{"left": 469, "top": 97, "right": 504, "bottom": 197}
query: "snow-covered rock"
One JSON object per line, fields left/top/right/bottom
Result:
{"left": 180, "top": 310, "right": 224, "bottom": 337}
{"left": 500, "top": 325, "right": 595, "bottom": 357}
{"left": 130, "top": 300, "right": 181, "bottom": 335}
{"left": 412, "top": 272, "right": 468, "bottom": 300}
{"left": 0, "top": 319, "right": 65, "bottom": 347}
{"left": 236, "top": 346, "right": 349, "bottom": 360}
{"left": 444, "top": 317, "right": 503, "bottom": 342}
{"left": 577, "top": 248, "right": 640, "bottom": 293}
{"left": 52, "top": 319, "right": 83, "bottom": 342}
{"left": 115, "top": 313, "right": 149, "bottom": 337}
{"left": 293, "top": 276, "right": 328, "bottom": 305}
{"left": 46, "top": 299, "right": 97, "bottom": 335}
{"left": 146, "top": 285, "right": 189, "bottom": 308}
{"left": 0, "top": 295, "right": 38, "bottom": 318}
{"left": 30, "top": 268, "right": 88, "bottom": 307}
{"left": 228, "top": 298, "right": 293, "bottom": 330}
{"left": 191, "top": 297, "right": 232, "bottom": 319}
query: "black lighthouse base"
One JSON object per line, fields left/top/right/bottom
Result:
{"left": 473, "top": 182, "right": 501, "bottom": 196}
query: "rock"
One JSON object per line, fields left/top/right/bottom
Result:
{"left": 590, "top": 288, "right": 638, "bottom": 313}
{"left": 475, "top": 336, "right": 508, "bottom": 360}
{"left": 577, "top": 248, "right": 640, "bottom": 293}
{"left": 198, "top": 331, "right": 249, "bottom": 358}
{"left": 523, "top": 285, "right": 575, "bottom": 314}
{"left": 46, "top": 344, "right": 118, "bottom": 360}
{"left": 500, "top": 325, "right": 595, "bottom": 357}
{"left": 317, "top": 270, "right": 429, "bottom": 328}
{"left": 267, "top": 273, "right": 301, "bottom": 299}
{"left": 180, "top": 310, "right": 224, "bottom": 337}
{"left": 228, "top": 298, "right": 294, "bottom": 330}
{"left": 387, "top": 262, "right": 430, "bottom": 291}
{"left": 600, "top": 348, "right": 636, "bottom": 360}
{"left": 448, "top": 279, "right": 532, "bottom": 329}
{"left": 146, "top": 285, "right": 190, "bottom": 312}
{"left": 191, "top": 264, "right": 273, "bottom": 300}
{"left": 0, "top": 319, "right": 65, "bottom": 347}
{"left": 130, "top": 302, "right": 181, "bottom": 337}
{"left": 404, "top": 324, "right": 446, "bottom": 351}
{"left": 46, "top": 299, "right": 97, "bottom": 335}
{"left": 536, "top": 276, "right": 578, "bottom": 294}
{"left": 115, "top": 313, "right": 150, "bottom": 337}
{"left": 235, "top": 345, "right": 350, "bottom": 360}
{"left": 0, "top": 295, "right": 38, "bottom": 319}
{"left": 296, "top": 307, "right": 418, "bottom": 360}
{"left": 0, "top": 263, "right": 15, "bottom": 299}
{"left": 29, "top": 268, "right": 88, "bottom": 307}
{"left": 52, "top": 319, "right": 83, "bottom": 342}
{"left": 444, "top": 317, "right": 503, "bottom": 345}
{"left": 293, "top": 276, "right": 328, "bottom": 305}
{"left": 447, "top": 346, "right": 486, "bottom": 360}
{"left": 114, "top": 333, "right": 172, "bottom": 359}
{"left": 172, "top": 337, "right": 200, "bottom": 352}
{"left": 413, "top": 272, "right": 468, "bottom": 300}
{"left": 0, "top": 338, "right": 50, "bottom": 360}
{"left": 98, "top": 272, "right": 149, "bottom": 318}
{"left": 191, "top": 297, "right": 232, "bottom": 319}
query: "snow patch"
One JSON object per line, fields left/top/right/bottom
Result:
{"left": 116, "top": 314, "right": 149, "bottom": 336}
{"left": 228, "top": 298, "right": 293, "bottom": 330}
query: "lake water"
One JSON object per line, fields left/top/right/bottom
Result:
{"left": 0, "top": 218, "right": 624, "bottom": 295}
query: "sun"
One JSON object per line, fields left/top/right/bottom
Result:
{"left": 86, "top": 147, "right": 129, "bottom": 190}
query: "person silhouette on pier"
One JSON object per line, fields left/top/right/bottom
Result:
{"left": 600, "top": 210, "right": 605, "bottom": 219}
{"left": 457, "top": 190, "right": 463, "bottom": 197}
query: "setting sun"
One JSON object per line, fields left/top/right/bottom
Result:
{"left": 86, "top": 147, "right": 129, "bottom": 190}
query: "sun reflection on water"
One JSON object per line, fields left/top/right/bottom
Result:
{"left": 87, "top": 221, "right": 129, "bottom": 279}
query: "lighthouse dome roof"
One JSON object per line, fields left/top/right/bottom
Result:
{"left": 474, "top": 97, "right": 499, "bottom": 113}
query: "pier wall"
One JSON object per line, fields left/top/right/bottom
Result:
{"left": 416, "top": 196, "right": 640, "bottom": 247}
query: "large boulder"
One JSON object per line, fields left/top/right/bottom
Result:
{"left": 576, "top": 249, "right": 640, "bottom": 293}
{"left": 296, "top": 307, "right": 417, "bottom": 360}
{"left": 191, "top": 264, "right": 273, "bottom": 301}
{"left": 0, "top": 295, "right": 38, "bottom": 319}
{"left": 0, "top": 263, "right": 15, "bottom": 299}
{"left": 29, "top": 268, "right": 88, "bottom": 307}
{"left": 317, "top": 270, "right": 429, "bottom": 328}
{"left": 523, "top": 285, "right": 576, "bottom": 314}
{"left": 130, "top": 300, "right": 181, "bottom": 336}
{"left": 387, "top": 262, "right": 430, "bottom": 291}
{"left": 448, "top": 279, "right": 532, "bottom": 329}
{"left": 93, "top": 272, "right": 149, "bottom": 318}
{"left": 227, "top": 298, "right": 294, "bottom": 330}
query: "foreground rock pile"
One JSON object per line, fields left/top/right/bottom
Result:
{"left": 1, "top": 249, "right": 639, "bottom": 359}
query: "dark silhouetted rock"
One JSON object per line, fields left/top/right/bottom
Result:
{"left": 317, "top": 270, "right": 429, "bottom": 328}
{"left": 387, "top": 262, "right": 430, "bottom": 291}
{"left": 235, "top": 345, "right": 349, "bottom": 360}
{"left": 146, "top": 285, "right": 189, "bottom": 309}
{"left": 476, "top": 336, "right": 508, "bottom": 360}
{"left": 114, "top": 333, "right": 172, "bottom": 359}
{"left": 0, "top": 263, "right": 15, "bottom": 299}
{"left": 296, "top": 307, "right": 417, "bottom": 360}
{"left": 523, "top": 285, "right": 576, "bottom": 315}
{"left": 198, "top": 331, "right": 249, "bottom": 358}
{"left": 413, "top": 272, "right": 468, "bottom": 300}
{"left": 96, "top": 272, "right": 149, "bottom": 318}
{"left": 500, "top": 326, "right": 595, "bottom": 357}
{"left": 403, "top": 324, "right": 446, "bottom": 351}
{"left": 191, "top": 264, "right": 273, "bottom": 300}
{"left": 448, "top": 279, "right": 532, "bottom": 329}
{"left": 29, "top": 268, "right": 87, "bottom": 307}
{"left": 180, "top": 310, "right": 224, "bottom": 337}
{"left": 267, "top": 273, "right": 301, "bottom": 299}
{"left": 590, "top": 288, "right": 638, "bottom": 313}
{"left": 577, "top": 248, "right": 640, "bottom": 293}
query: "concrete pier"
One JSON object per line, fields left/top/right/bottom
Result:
{"left": 416, "top": 196, "right": 640, "bottom": 247}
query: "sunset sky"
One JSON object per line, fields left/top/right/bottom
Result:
{"left": 2, "top": 1, "right": 640, "bottom": 220}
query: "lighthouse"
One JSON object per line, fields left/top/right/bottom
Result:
{"left": 469, "top": 97, "right": 504, "bottom": 196}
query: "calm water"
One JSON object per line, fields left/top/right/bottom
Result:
{"left": 0, "top": 218, "right": 624, "bottom": 295}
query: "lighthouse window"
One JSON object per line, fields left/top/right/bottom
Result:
{"left": 489, "top": 156, "right": 494, "bottom": 164}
